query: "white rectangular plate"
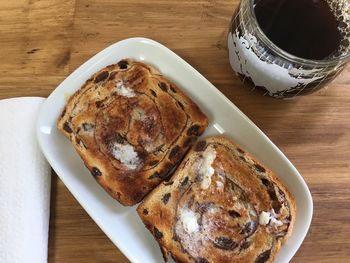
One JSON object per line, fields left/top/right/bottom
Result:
{"left": 36, "top": 37, "right": 313, "bottom": 263}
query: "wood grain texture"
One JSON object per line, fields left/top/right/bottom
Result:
{"left": 0, "top": 0, "right": 349, "bottom": 262}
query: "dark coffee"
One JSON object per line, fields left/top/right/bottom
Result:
{"left": 228, "top": 0, "right": 350, "bottom": 98}
{"left": 254, "top": 0, "right": 348, "bottom": 60}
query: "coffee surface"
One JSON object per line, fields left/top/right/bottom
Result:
{"left": 254, "top": 0, "right": 348, "bottom": 60}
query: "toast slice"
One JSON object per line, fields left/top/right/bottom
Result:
{"left": 137, "top": 136, "right": 296, "bottom": 263}
{"left": 57, "top": 59, "right": 208, "bottom": 206}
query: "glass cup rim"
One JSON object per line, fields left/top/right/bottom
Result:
{"left": 247, "top": 0, "right": 350, "bottom": 67}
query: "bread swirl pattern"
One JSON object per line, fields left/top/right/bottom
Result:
{"left": 57, "top": 59, "right": 208, "bottom": 206}
{"left": 137, "top": 136, "right": 296, "bottom": 263}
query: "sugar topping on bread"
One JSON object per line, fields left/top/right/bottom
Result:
{"left": 110, "top": 142, "right": 140, "bottom": 170}
{"left": 115, "top": 80, "right": 135, "bottom": 97}
{"left": 195, "top": 146, "right": 216, "bottom": 189}
{"left": 259, "top": 211, "right": 271, "bottom": 226}
{"left": 177, "top": 207, "right": 199, "bottom": 234}
{"left": 259, "top": 210, "right": 285, "bottom": 228}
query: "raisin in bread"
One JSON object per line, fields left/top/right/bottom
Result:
{"left": 137, "top": 136, "right": 296, "bottom": 263}
{"left": 57, "top": 59, "right": 208, "bottom": 206}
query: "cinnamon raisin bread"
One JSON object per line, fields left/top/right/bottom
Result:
{"left": 57, "top": 59, "right": 208, "bottom": 206}
{"left": 137, "top": 136, "right": 296, "bottom": 262}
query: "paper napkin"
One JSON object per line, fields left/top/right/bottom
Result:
{"left": 0, "top": 97, "right": 51, "bottom": 263}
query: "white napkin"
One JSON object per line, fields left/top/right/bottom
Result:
{"left": 0, "top": 97, "right": 51, "bottom": 263}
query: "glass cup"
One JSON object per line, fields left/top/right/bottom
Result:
{"left": 227, "top": 0, "right": 350, "bottom": 98}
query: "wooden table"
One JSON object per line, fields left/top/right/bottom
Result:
{"left": 1, "top": 0, "right": 349, "bottom": 262}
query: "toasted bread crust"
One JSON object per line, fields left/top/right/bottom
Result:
{"left": 57, "top": 59, "right": 208, "bottom": 206}
{"left": 137, "top": 136, "right": 296, "bottom": 263}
